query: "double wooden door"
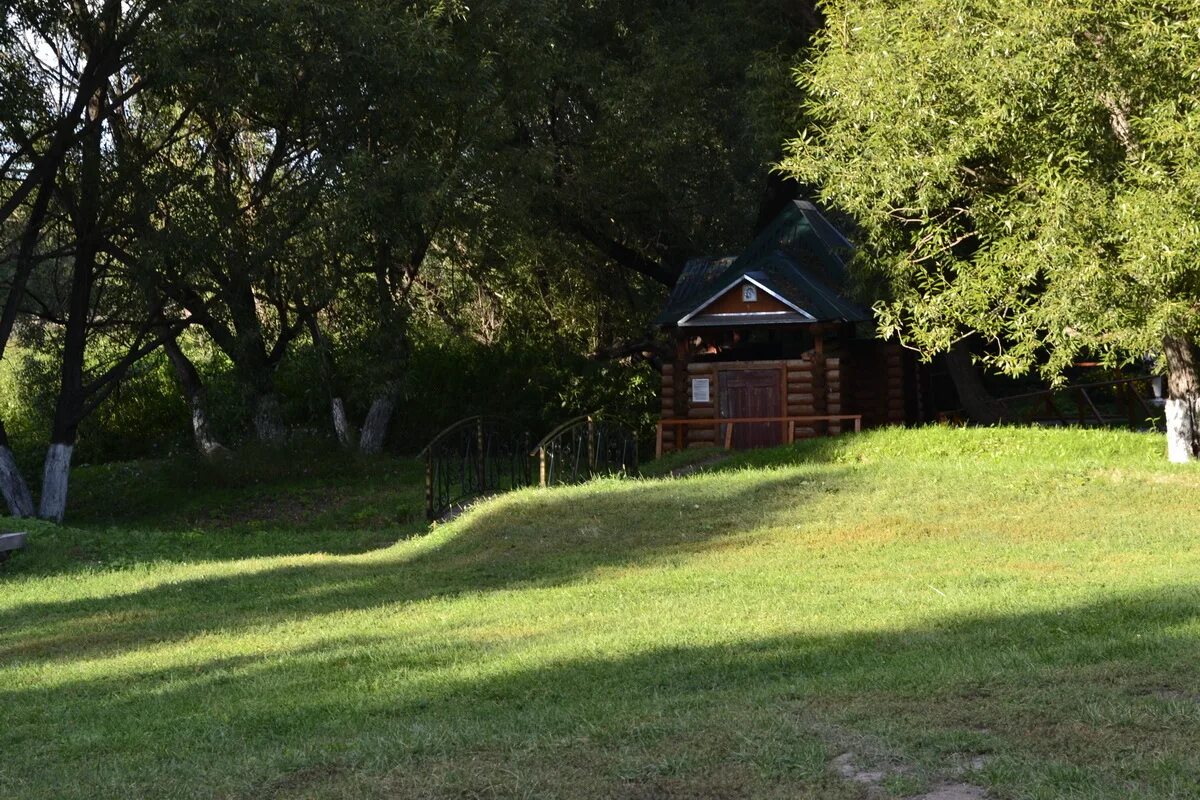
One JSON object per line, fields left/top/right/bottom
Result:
{"left": 719, "top": 369, "right": 783, "bottom": 449}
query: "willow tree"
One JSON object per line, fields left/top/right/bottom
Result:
{"left": 785, "top": 0, "right": 1200, "bottom": 461}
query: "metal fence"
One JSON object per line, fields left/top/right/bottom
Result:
{"left": 530, "top": 414, "right": 639, "bottom": 488}
{"left": 420, "top": 416, "right": 532, "bottom": 520}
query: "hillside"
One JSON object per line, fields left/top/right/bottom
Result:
{"left": 2, "top": 428, "right": 1199, "bottom": 799}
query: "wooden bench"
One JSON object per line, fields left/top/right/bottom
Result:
{"left": 0, "top": 532, "right": 27, "bottom": 564}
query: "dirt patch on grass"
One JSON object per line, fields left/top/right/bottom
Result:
{"left": 1136, "top": 686, "right": 1200, "bottom": 705}
{"left": 259, "top": 764, "right": 348, "bottom": 798}
{"left": 619, "top": 776, "right": 744, "bottom": 800}
{"left": 830, "top": 752, "right": 990, "bottom": 800}
{"left": 831, "top": 751, "right": 896, "bottom": 786}
{"left": 914, "top": 786, "right": 989, "bottom": 800}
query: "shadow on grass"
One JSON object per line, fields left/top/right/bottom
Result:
{"left": 0, "top": 453, "right": 429, "bottom": 578}
{"left": 2, "top": 585, "right": 1198, "bottom": 799}
{"left": 64, "top": 448, "right": 428, "bottom": 531}
{"left": 0, "top": 469, "right": 847, "bottom": 662}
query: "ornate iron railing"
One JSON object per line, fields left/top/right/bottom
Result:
{"left": 530, "top": 414, "right": 639, "bottom": 487}
{"left": 420, "top": 416, "right": 533, "bottom": 520}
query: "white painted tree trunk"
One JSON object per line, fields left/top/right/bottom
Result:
{"left": 1165, "top": 395, "right": 1200, "bottom": 463}
{"left": 253, "top": 393, "right": 287, "bottom": 445}
{"left": 190, "top": 400, "right": 228, "bottom": 458}
{"left": 0, "top": 445, "right": 34, "bottom": 518}
{"left": 37, "top": 443, "right": 73, "bottom": 523}
{"left": 358, "top": 392, "right": 397, "bottom": 455}
{"left": 331, "top": 397, "right": 354, "bottom": 448}
{"left": 164, "top": 336, "right": 229, "bottom": 458}
{"left": 1163, "top": 335, "right": 1200, "bottom": 463}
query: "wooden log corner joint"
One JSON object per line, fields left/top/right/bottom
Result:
{"left": 651, "top": 200, "right": 931, "bottom": 455}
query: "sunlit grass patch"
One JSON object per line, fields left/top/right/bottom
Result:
{"left": 1, "top": 427, "right": 1198, "bottom": 799}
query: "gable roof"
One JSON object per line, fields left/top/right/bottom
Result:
{"left": 676, "top": 271, "right": 816, "bottom": 327}
{"left": 654, "top": 200, "right": 872, "bottom": 327}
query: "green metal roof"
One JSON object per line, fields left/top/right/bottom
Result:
{"left": 655, "top": 200, "right": 871, "bottom": 327}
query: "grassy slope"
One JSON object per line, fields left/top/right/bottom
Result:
{"left": 2, "top": 428, "right": 1199, "bottom": 799}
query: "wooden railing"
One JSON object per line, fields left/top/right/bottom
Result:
{"left": 655, "top": 414, "right": 863, "bottom": 457}
{"left": 939, "top": 375, "right": 1163, "bottom": 429}
{"left": 1001, "top": 376, "right": 1159, "bottom": 428}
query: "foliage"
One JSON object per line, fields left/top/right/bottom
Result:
{"left": 783, "top": 0, "right": 1200, "bottom": 378}
{"left": 1, "top": 338, "right": 188, "bottom": 467}
{"left": 2, "top": 427, "right": 1199, "bottom": 798}
{"left": 0, "top": 0, "right": 813, "bottom": 491}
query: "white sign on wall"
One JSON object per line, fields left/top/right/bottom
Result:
{"left": 692, "top": 377, "right": 711, "bottom": 404}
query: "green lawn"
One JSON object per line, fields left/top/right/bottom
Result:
{"left": 2, "top": 428, "right": 1199, "bottom": 799}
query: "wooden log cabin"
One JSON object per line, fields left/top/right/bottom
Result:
{"left": 654, "top": 200, "right": 929, "bottom": 454}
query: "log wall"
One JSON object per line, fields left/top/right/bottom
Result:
{"left": 843, "top": 340, "right": 909, "bottom": 429}
{"left": 660, "top": 355, "right": 842, "bottom": 453}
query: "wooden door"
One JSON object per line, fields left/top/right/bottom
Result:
{"left": 719, "top": 369, "right": 783, "bottom": 449}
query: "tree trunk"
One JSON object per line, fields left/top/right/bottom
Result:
{"left": 331, "top": 397, "right": 354, "bottom": 448}
{"left": 252, "top": 392, "right": 287, "bottom": 445}
{"left": 163, "top": 337, "right": 229, "bottom": 458}
{"left": 945, "top": 339, "right": 1006, "bottom": 425}
{"left": 0, "top": 420, "right": 34, "bottom": 518}
{"left": 305, "top": 314, "right": 354, "bottom": 448}
{"left": 359, "top": 385, "right": 400, "bottom": 455}
{"left": 37, "top": 70, "right": 102, "bottom": 524}
{"left": 1163, "top": 335, "right": 1200, "bottom": 463}
{"left": 37, "top": 443, "right": 73, "bottom": 523}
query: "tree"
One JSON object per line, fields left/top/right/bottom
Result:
{"left": 1, "top": 0, "right": 348, "bottom": 516}
{"left": 785, "top": 0, "right": 1200, "bottom": 461}
{"left": 0, "top": 1, "right": 187, "bottom": 519}
{"left": 2, "top": 0, "right": 825, "bottom": 519}
{"left": 503, "top": 0, "right": 817, "bottom": 291}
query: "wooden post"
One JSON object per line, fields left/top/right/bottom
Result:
{"left": 1080, "top": 388, "right": 1105, "bottom": 425}
{"left": 673, "top": 336, "right": 689, "bottom": 452}
{"left": 1124, "top": 382, "right": 1139, "bottom": 429}
{"left": 477, "top": 417, "right": 486, "bottom": 492}
{"left": 854, "top": 416, "right": 862, "bottom": 433}
{"left": 655, "top": 423, "right": 664, "bottom": 459}
{"left": 539, "top": 448, "right": 547, "bottom": 488}
{"left": 724, "top": 421, "right": 734, "bottom": 450}
{"left": 425, "top": 452, "right": 434, "bottom": 519}
{"left": 586, "top": 416, "right": 596, "bottom": 473}
{"left": 1047, "top": 394, "right": 1066, "bottom": 425}
{"left": 524, "top": 432, "right": 532, "bottom": 486}
{"left": 788, "top": 420, "right": 796, "bottom": 443}
{"left": 811, "top": 330, "right": 828, "bottom": 436}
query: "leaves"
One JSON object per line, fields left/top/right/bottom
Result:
{"left": 785, "top": 0, "right": 1200, "bottom": 378}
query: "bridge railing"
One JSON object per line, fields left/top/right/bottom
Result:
{"left": 530, "top": 414, "right": 639, "bottom": 487}
{"left": 420, "top": 416, "right": 532, "bottom": 520}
